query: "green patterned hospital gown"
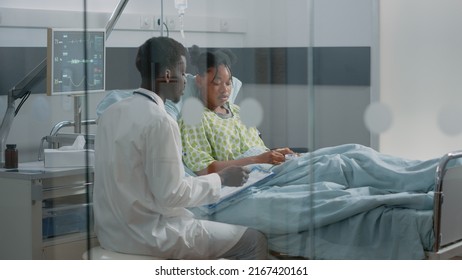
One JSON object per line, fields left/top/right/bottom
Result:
{"left": 180, "top": 102, "right": 267, "bottom": 172}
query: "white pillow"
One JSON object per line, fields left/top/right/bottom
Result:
{"left": 95, "top": 89, "right": 133, "bottom": 117}
{"left": 96, "top": 74, "right": 242, "bottom": 121}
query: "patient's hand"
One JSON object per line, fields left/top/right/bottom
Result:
{"left": 256, "top": 150, "right": 287, "bottom": 165}
{"left": 272, "top": 147, "right": 296, "bottom": 155}
{"left": 217, "top": 166, "right": 250, "bottom": 187}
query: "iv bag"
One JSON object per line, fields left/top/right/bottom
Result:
{"left": 175, "top": 0, "right": 187, "bottom": 15}
{"left": 175, "top": 0, "right": 188, "bottom": 38}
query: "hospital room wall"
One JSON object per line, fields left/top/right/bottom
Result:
{"left": 240, "top": 0, "right": 373, "bottom": 150}
{"left": 0, "top": 0, "right": 372, "bottom": 162}
{"left": 379, "top": 0, "right": 462, "bottom": 160}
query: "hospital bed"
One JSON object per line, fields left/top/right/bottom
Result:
{"left": 292, "top": 151, "right": 462, "bottom": 260}
{"left": 271, "top": 150, "right": 462, "bottom": 260}
{"left": 187, "top": 146, "right": 462, "bottom": 260}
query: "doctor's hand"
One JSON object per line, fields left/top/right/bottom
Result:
{"left": 217, "top": 166, "right": 250, "bottom": 187}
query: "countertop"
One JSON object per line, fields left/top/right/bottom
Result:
{"left": 0, "top": 161, "right": 93, "bottom": 180}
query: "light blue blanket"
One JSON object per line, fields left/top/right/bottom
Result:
{"left": 191, "top": 144, "right": 446, "bottom": 259}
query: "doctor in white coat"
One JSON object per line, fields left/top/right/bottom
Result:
{"left": 93, "top": 37, "right": 268, "bottom": 259}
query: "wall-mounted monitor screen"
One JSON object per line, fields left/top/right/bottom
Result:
{"left": 47, "top": 28, "right": 105, "bottom": 95}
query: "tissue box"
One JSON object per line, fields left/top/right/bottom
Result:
{"left": 44, "top": 149, "right": 95, "bottom": 168}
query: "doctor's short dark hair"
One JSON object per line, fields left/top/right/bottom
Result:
{"left": 135, "top": 37, "right": 187, "bottom": 80}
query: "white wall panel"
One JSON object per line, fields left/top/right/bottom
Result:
{"left": 379, "top": 0, "right": 462, "bottom": 160}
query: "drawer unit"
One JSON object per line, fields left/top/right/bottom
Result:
{"left": 42, "top": 202, "right": 93, "bottom": 239}
{"left": 0, "top": 162, "right": 98, "bottom": 259}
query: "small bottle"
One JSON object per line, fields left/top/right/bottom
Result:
{"left": 4, "top": 144, "right": 18, "bottom": 169}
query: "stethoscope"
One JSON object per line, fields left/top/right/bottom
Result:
{"left": 133, "top": 91, "right": 158, "bottom": 104}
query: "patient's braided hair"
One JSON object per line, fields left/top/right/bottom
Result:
{"left": 190, "top": 47, "right": 237, "bottom": 83}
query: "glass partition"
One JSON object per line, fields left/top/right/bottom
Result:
{"left": 0, "top": 0, "right": 107, "bottom": 260}
{"left": 0, "top": 0, "right": 372, "bottom": 261}
{"left": 2, "top": 0, "right": 461, "bottom": 266}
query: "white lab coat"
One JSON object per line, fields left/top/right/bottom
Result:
{"left": 93, "top": 88, "right": 246, "bottom": 259}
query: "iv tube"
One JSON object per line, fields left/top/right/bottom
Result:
{"left": 175, "top": 0, "right": 187, "bottom": 38}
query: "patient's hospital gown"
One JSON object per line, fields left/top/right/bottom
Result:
{"left": 181, "top": 102, "right": 267, "bottom": 172}
{"left": 182, "top": 112, "right": 444, "bottom": 259}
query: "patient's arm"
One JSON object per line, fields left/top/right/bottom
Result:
{"left": 195, "top": 150, "right": 288, "bottom": 175}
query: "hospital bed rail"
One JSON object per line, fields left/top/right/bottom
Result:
{"left": 428, "top": 150, "right": 462, "bottom": 259}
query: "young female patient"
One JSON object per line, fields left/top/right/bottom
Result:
{"left": 180, "top": 49, "right": 297, "bottom": 175}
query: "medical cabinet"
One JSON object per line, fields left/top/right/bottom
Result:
{"left": 0, "top": 162, "right": 97, "bottom": 259}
